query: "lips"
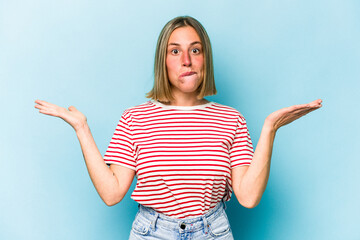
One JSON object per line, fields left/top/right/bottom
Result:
{"left": 180, "top": 71, "right": 196, "bottom": 77}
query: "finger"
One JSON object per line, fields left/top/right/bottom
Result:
{"left": 299, "top": 101, "right": 323, "bottom": 112}
{"left": 278, "top": 111, "right": 312, "bottom": 127}
{"left": 34, "top": 103, "right": 56, "bottom": 112}
{"left": 35, "top": 105, "right": 56, "bottom": 114}
{"left": 35, "top": 103, "right": 60, "bottom": 116}
{"left": 38, "top": 109, "right": 58, "bottom": 116}
{"left": 295, "top": 98, "right": 323, "bottom": 109}
{"left": 68, "top": 106, "right": 77, "bottom": 112}
{"left": 304, "top": 99, "right": 322, "bottom": 107}
{"left": 35, "top": 99, "right": 59, "bottom": 109}
{"left": 34, "top": 104, "right": 46, "bottom": 110}
{"left": 312, "top": 99, "right": 322, "bottom": 104}
{"left": 283, "top": 105, "right": 319, "bottom": 121}
{"left": 293, "top": 109, "right": 314, "bottom": 119}
{"left": 281, "top": 104, "right": 307, "bottom": 115}
{"left": 289, "top": 100, "right": 322, "bottom": 113}
{"left": 289, "top": 106, "right": 319, "bottom": 118}
{"left": 35, "top": 99, "right": 50, "bottom": 106}
{"left": 291, "top": 107, "right": 319, "bottom": 121}
{"left": 308, "top": 99, "right": 323, "bottom": 108}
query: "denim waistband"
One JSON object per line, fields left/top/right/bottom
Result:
{"left": 137, "top": 200, "right": 227, "bottom": 234}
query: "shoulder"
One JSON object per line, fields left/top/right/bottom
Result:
{"left": 120, "top": 100, "right": 157, "bottom": 118}
{"left": 209, "top": 101, "right": 246, "bottom": 120}
{"left": 123, "top": 101, "right": 153, "bottom": 113}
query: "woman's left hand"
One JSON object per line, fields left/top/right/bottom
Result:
{"left": 264, "top": 99, "right": 323, "bottom": 132}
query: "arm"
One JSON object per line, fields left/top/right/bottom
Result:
{"left": 232, "top": 99, "right": 322, "bottom": 208}
{"left": 76, "top": 124, "right": 135, "bottom": 206}
{"left": 34, "top": 100, "right": 135, "bottom": 206}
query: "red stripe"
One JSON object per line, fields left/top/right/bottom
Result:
{"left": 135, "top": 181, "right": 226, "bottom": 189}
{"left": 137, "top": 178, "right": 227, "bottom": 185}
{"left": 134, "top": 140, "right": 231, "bottom": 147}
{"left": 137, "top": 154, "right": 229, "bottom": 163}
{"left": 104, "top": 100, "right": 254, "bottom": 219}
{"left": 137, "top": 173, "right": 232, "bottom": 182}
{"left": 132, "top": 121, "right": 236, "bottom": 129}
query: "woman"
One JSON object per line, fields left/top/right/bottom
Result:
{"left": 34, "top": 16, "right": 322, "bottom": 240}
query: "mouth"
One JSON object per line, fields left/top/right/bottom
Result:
{"left": 180, "top": 71, "right": 196, "bottom": 78}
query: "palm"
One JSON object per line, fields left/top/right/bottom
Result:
{"left": 266, "top": 99, "right": 322, "bottom": 131}
{"left": 34, "top": 100, "right": 87, "bottom": 131}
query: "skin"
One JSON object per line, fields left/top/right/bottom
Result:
{"left": 165, "top": 26, "right": 207, "bottom": 106}
{"left": 34, "top": 26, "right": 322, "bottom": 208}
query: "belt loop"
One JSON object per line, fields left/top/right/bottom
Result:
{"left": 151, "top": 212, "right": 159, "bottom": 231}
{"left": 202, "top": 215, "right": 209, "bottom": 235}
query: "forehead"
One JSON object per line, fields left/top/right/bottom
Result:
{"left": 168, "top": 26, "right": 201, "bottom": 45}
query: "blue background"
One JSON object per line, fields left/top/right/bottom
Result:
{"left": 1, "top": 0, "right": 359, "bottom": 239}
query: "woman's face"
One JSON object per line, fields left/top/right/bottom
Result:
{"left": 166, "top": 26, "right": 204, "bottom": 95}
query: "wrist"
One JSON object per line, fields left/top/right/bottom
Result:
{"left": 75, "top": 122, "right": 90, "bottom": 135}
{"left": 263, "top": 119, "right": 277, "bottom": 134}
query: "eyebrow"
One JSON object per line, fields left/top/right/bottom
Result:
{"left": 168, "top": 41, "right": 202, "bottom": 46}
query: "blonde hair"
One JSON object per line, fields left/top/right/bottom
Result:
{"left": 146, "top": 16, "right": 217, "bottom": 102}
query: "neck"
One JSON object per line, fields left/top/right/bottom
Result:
{"left": 162, "top": 90, "right": 208, "bottom": 106}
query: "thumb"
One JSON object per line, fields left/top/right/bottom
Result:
{"left": 68, "top": 106, "right": 77, "bottom": 112}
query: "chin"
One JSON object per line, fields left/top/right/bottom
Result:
{"left": 179, "top": 86, "right": 200, "bottom": 93}
{"left": 171, "top": 80, "right": 202, "bottom": 94}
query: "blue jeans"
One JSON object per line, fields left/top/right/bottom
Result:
{"left": 128, "top": 200, "right": 234, "bottom": 240}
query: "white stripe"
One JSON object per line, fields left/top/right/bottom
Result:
{"left": 104, "top": 100, "right": 254, "bottom": 219}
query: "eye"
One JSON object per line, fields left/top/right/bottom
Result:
{"left": 192, "top": 48, "right": 200, "bottom": 54}
{"left": 171, "top": 49, "right": 179, "bottom": 54}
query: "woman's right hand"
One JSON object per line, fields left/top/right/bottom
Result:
{"left": 34, "top": 100, "right": 87, "bottom": 132}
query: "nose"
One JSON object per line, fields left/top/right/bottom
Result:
{"left": 181, "top": 51, "right": 191, "bottom": 67}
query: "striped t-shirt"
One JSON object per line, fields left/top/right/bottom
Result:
{"left": 104, "top": 100, "right": 254, "bottom": 219}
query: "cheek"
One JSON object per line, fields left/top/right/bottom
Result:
{"left": 194, "top": 56, "right": 204, "bottom": 70}
{"left": 196, "top": 57, "right": 204, "bottom": 80}
{"left": 166, "top": 58, "right": 178, "bottom": 75}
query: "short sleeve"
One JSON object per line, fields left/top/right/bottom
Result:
{"left": 103, "top": 111, "right": 136, "bottom": 170}
{"left": 229, "top": 115, "right": 254, "bottom": 168}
